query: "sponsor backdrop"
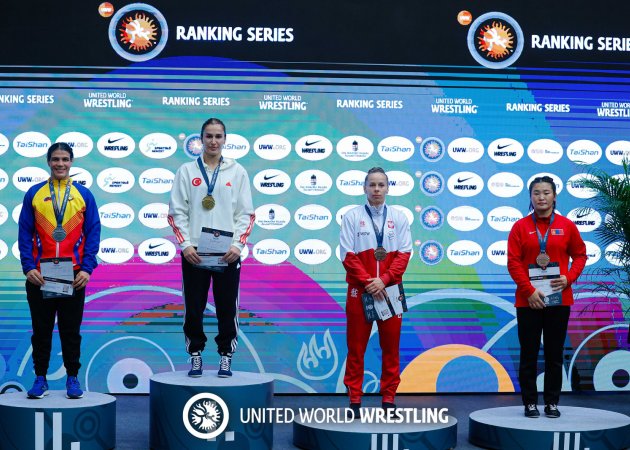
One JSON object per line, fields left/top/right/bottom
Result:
{"left": 0, "top": 1, "right": 628, "bottom": 394}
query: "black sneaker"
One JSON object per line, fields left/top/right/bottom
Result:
{"left": 382, "top": 402, "right": 397, "bottom": 410}
{"left": 347, "top": 402, "right": 361, "bottom": 420}
{"left": 524, "top": 404, "right": 540, "bottom": 418}
{"left": 544, "top": 404, "right": 561, "bottom": 418}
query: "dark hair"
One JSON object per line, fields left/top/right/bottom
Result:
{"left": 200, "top": 118, "right": 226, "bottom": 138}
{"left": 364, "top": 167, "right": 389, "bottom": 185}
{"left": 528, "top": 175, "right": 557, "bottom": 211}
{"left": 528, "top": 175, "right": 556, "bottom": 195}
{"left": 46, "top": 142, "right": 73, "bottom": 162}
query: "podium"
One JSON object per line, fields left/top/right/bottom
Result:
{"left": 293, "top": 408, "right": 457, "bottom": 450}
{"left": 469, "top": 406, "right": 630, "bottom": 450}
{"left": 0, "top": 391, "right": 116, "bottom": 450}
{"left": 150, "top": 371, "right": 274, "bottom": 449}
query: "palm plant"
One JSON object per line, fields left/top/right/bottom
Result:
{"left": 577, "top": 159, "right": 630, "bottom": 339}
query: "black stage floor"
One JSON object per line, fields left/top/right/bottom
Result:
{"left": 115, "top": 391, "right": 630, "bottom": 449}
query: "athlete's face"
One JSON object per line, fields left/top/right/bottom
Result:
{"left": 201, "top": 123, "right": 225, "bottom": 160}
{"left": 530, "top": 181, "right": 556, "bottom": 217}
{"left": 47, "top": 149, "right": 73, "bottom": 180}
{"left": 364, "top": 172, "right": 389, "bottom": 206}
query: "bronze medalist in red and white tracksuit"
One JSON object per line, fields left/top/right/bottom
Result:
{"left": 339, "top": 203, "right": 411, "bottom": 403}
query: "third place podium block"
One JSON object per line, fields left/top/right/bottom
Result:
{"left": 469, "top": 406, "right": 630, "bottom": 450}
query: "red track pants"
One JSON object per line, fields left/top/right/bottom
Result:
{"left": 344, "top": 284, "right": 401, "bottom": 404}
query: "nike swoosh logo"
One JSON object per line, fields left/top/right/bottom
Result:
{"left": 108, "top": 137, "right": 124, "bottom": 144}
{"left": 305, "top": 140, "right": 321, "bottom": 146}
{"left": 576, "top": 211, "right": 589, "bottom": 218}
{"left": 457, "top": 177, "right": 473, "bottom": 183}
{"left": 529, "top": 231, "right": 537, "bottom": 234}
{"left": 70, "top": 172, "right": 81, "bottom": 177}
{"left": 148, "top": 243, "right": 164, "bottom": 249}
{"left": 497, "top": 143, "right": 512, "bottom": 149}
{"left": 263, "top": 174, "right": 279, "bottom": 180}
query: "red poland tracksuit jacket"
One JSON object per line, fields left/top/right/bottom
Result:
{"left": 339, "top": 203, "right": 411, "bottom": 403}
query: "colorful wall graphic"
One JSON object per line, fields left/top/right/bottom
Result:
{"left": 0, "top": 1, "right": 628, "bottom": 394}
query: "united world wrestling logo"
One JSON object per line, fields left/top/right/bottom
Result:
{"left": 182, "top": 393, "right": 230, "bottom": 440}
{"left": 184, "top": 135, "right": 204, "bottom": 159}
{"left": 419, "top": 171, "right": 445, "bottom": 196}
{"left": 467, "top": 12, "right": 524, "bottom": 69}
{"left": 420, "top": 206, "right": 444, "bottom": 231}
{"left": 419, "top": 240, "right": 444, "bottom": 266}
{"left": 420, "top": 137, "right": 445, "bottom": 162}
{"left": 108, "top": 3, "right": 168, "bottom": 62}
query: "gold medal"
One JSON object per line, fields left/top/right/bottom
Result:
{"left": 536, "top": 252, "right": 550, "bottom": 268}
{"left": 202, "top": 195, "right": 215, "bottom": 210}
{"left": 374, "top": 246, "right": 387, "bottom": 261}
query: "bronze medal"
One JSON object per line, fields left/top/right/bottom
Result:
{"left": 374, "top": 246, "right": 387, "bottom": 261}
{"left": 536, "top": 252, "right": 550, "bottom": 268}
{"left": 202, "top": 195, "right": 215, "bottom": 210}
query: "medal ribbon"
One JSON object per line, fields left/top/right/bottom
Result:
{"left": 532, "top": 212, "right": 555, "bottom": 255}
{"left": 365, "top": 204, "right": 387, "bottom": 249}
{"left": 49, "top": 178, "right": 72, "bottom": 231}
{"left": 197, "top": 156, "right": 223, "bottom": 197}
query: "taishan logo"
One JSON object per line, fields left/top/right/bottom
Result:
{"left": 108, "top": 4, "right": 168, "bottom": 62}
{"left": 467, "top": 12, "right": 524, "bottom": 69}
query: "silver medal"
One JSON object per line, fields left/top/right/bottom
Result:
{"left": 52, "top": 226, "right": 67, "bottom": 242}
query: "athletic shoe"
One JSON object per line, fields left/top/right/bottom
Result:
{"left": 218, "top": 355, "right": 232, "bottom": 378}
{"left": 524, "top": 404, "right": 540, "bottom": 418}
{"left": 382, "top": 402, "right": 397, "bottom": 410}
{"left": 188, "top": 352, "right": 203, "bottom": 377}
{"left": 347, "top": 402, "right": 361, "bottom": 420}
{"left": 66, "top": 376, "right": 84, "bottom": 399}
{"left": 544, "top": 404, "right": 561, "bottom": 418}
{"left": 27, "top": 376, "right": 49, "bottom": 399}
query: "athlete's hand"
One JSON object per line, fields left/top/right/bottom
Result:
{"left": 73, "top": 271, "right": 90, "bottom": 289}
{"left": 550, "top": 275, "right": 568, "bottom": 292}
{"left": 365, "top": 277, "right": 386, "bottom": 300}
{"left": 182, "top": 246, "right": 202, "bottom": 265}
{"left": 527, "top": 289, "right": 546, "bottom": 309}
{"left": 222, "top": 246, "right": 241, "bottom": 264}
{"left": 26, "top": 269, "right": 45, "bottom": 286}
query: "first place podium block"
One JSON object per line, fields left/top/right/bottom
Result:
{"left": 0, "top": 391, "right": 116, "bottom": 450}
{"left": 469, "top": 406, "right": 630, "bottom": 450}
{"left": 150, "top": 371, "right": 274, "bottom": 450}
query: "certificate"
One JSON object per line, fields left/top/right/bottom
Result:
{"left": 196, "top": 227, "right": 233, "bottom": 271}
{"left": 40, "top": 257, "right": 74, "bottom": 298}
{"left": 384, "top": 283, "right": 408, "bottom": 316}
{"left": 361, "top": 283, "right": 407, "bottom": 321}
{"left": 528, "top": 262, "right": 562, "bottom": 306}
{"left": 362, "top": 291, "right": 386, "bottom": 322}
